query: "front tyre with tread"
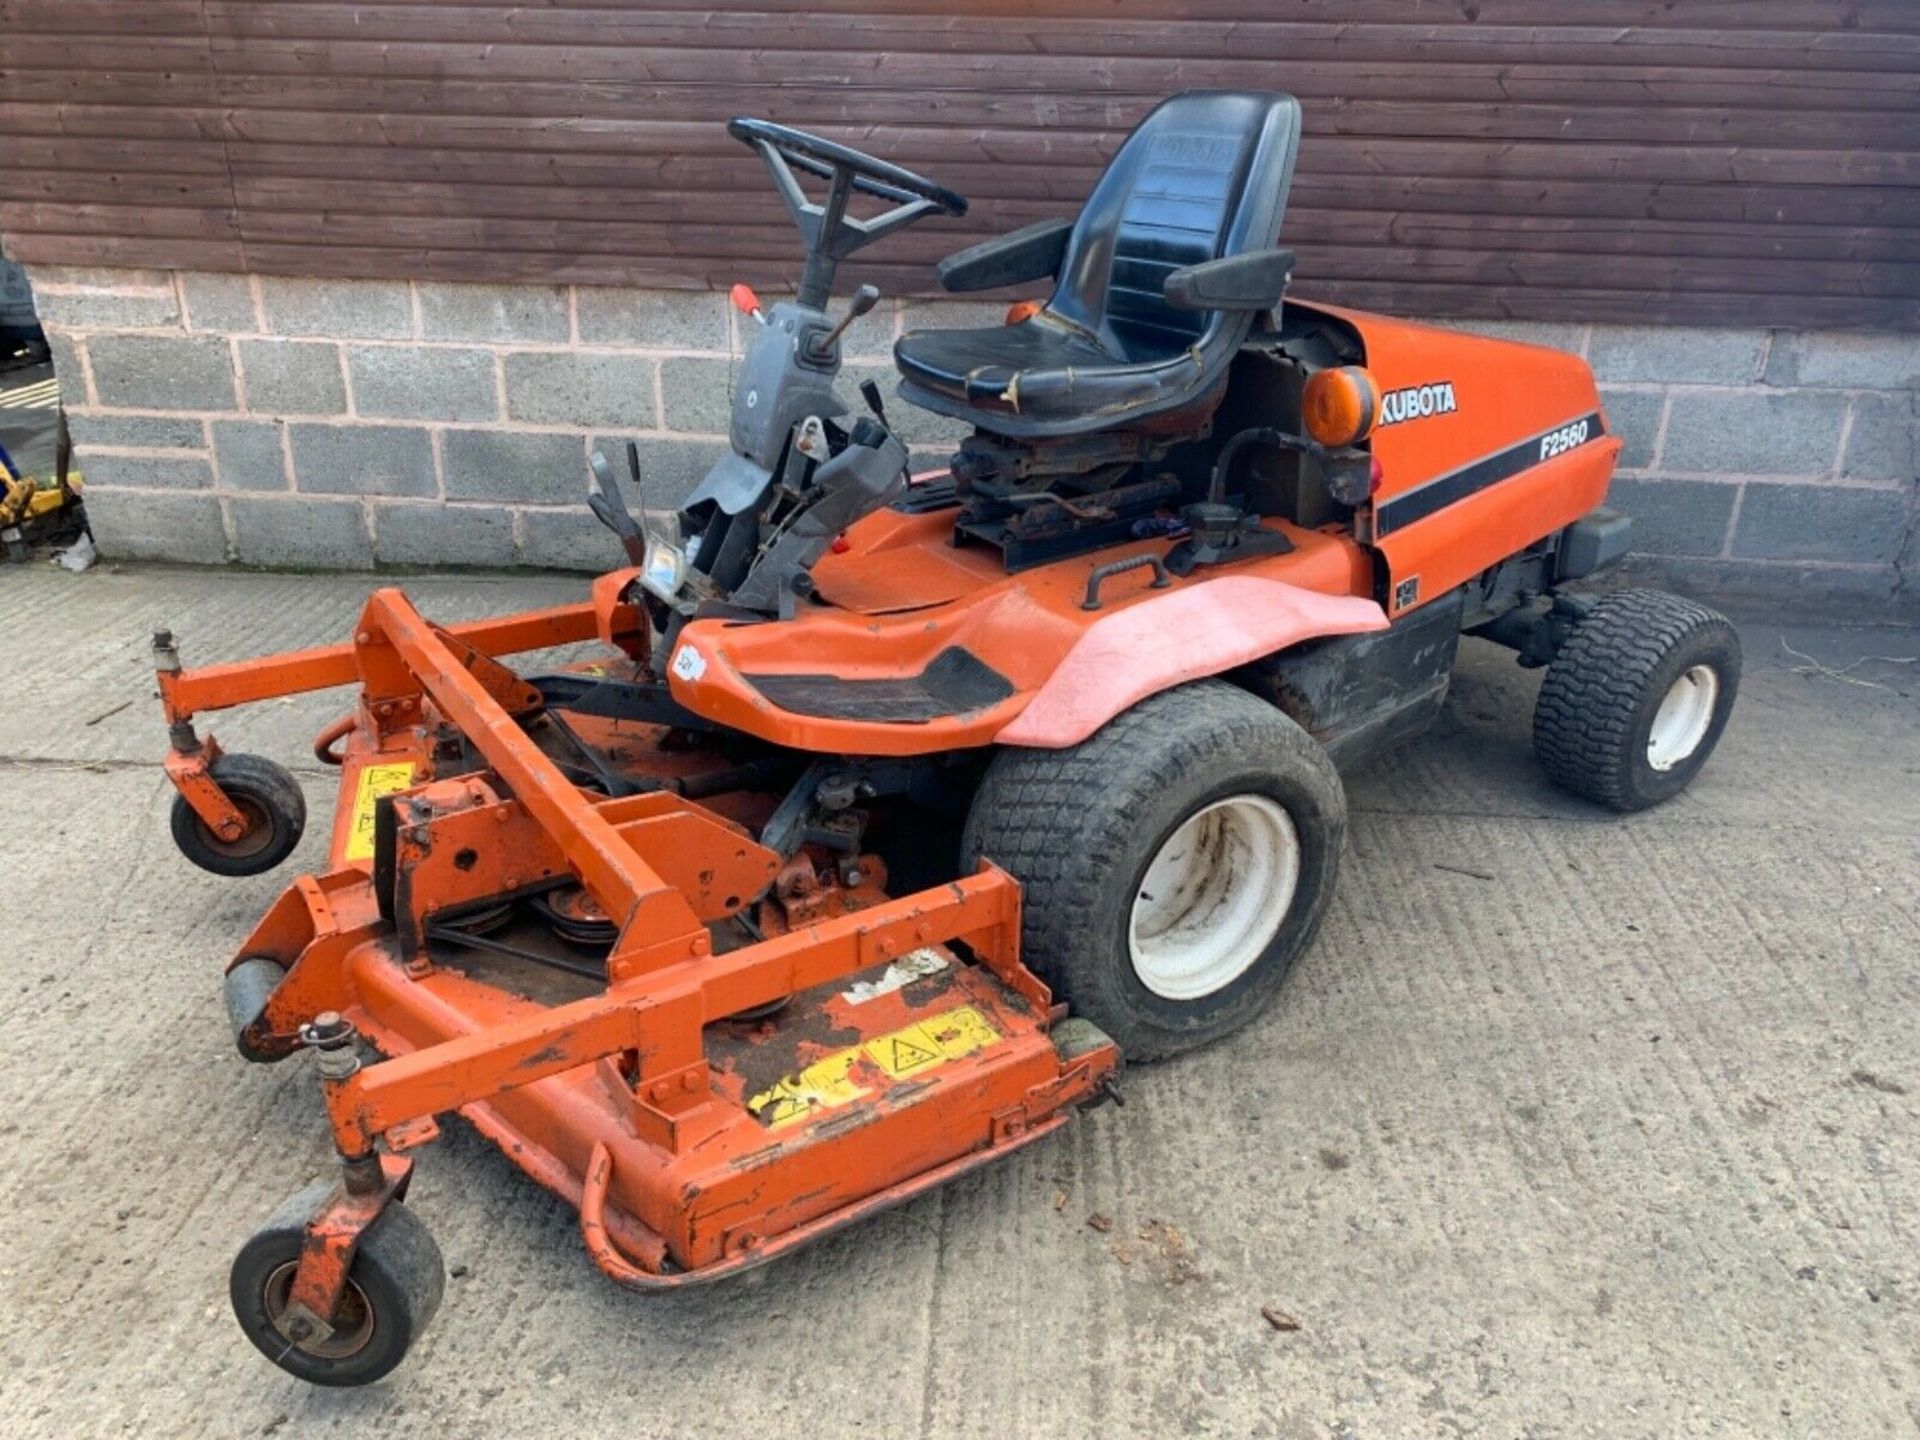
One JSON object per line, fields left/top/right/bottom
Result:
{"left": 1533, "top": 588, "right": 1740, "bottom": 812}
{"left": 962, "top": 680, "right": 1345, "bottom": 1062}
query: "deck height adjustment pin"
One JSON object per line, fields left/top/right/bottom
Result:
{"left": 152, "top": 631, "right": 199, "bottom": 751}
{"left": 300, "top": 1011, "right": 363, "bottom": 1083}
{"left": 151, "top": 628, "right": 182, "bottom": 673}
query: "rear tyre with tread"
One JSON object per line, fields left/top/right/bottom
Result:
{"left": 230, "top": 1183, "right": 444, "bottom": 1387}
{"left": 1533, "top": 588, "right": 1740, "bottom": 812}
{"left": 962, "top": 680, "right": 1345, "bottom": 1062}
{"left": 170, "top": 753, "right": 306, "bottom": 877}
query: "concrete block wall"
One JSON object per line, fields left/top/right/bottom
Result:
{"left": 26, "top": 266, "right": 1919, "bottom": 612}
{"left": 1457, "top": 319, "right": 1917, "bottom": 614}
{"left": 27, "top": 266, "right": 975, "bottom": 572}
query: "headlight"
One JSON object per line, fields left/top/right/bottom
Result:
{"left": 640, "top": 536, "right": 688, "bottom": 601}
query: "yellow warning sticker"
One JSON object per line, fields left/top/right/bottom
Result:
{"left": 865, "top": 1004, "right": 1000, "bottom": 1078}
{"left": 343, "top": 761, "right": 417, "bottom": 862}
{"left": 745, "top": 1049, "right": 869, "bottom": 1131}
{"left": 746, "top": 1004, "right": 1001, "bottom": 1129}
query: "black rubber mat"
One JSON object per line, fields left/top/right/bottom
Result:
{"left": 744, "top": 646, "right": 1015, "bottom": 722}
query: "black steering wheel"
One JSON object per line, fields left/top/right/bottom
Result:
{"left": 728, "top": 117, "right": 968, "bottom": 217}
{"left": 728, "top": 117, "right": 968, "bottom": 307}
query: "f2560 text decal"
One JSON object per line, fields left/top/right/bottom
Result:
{"left": 1539, "top": 419, "right": 1591, "bottom": 461}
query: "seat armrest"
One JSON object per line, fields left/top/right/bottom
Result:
{"left": 1163, "top": 248, "right": 1296, "bottom": 311}
{"left": 936, "top": 218, "right": 1075, "bottom": 293}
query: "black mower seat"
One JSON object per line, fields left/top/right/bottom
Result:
{"left": 894, "top": 90, "right": 1302, "bottom": 441}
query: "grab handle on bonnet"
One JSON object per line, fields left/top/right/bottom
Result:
{"left": 1081, "top": 552, "right": 1171, "bottom": 611}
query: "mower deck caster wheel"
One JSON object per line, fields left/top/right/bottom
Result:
{"left": 171, "top": 753, "right": 306, "bottom": 877}
{"left": 230, "top": 1182, "right": 445, "bottom": 1387}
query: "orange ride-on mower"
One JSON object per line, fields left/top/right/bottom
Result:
{"left": 155, "top": 92, "right": 1741, "bottom": 1384}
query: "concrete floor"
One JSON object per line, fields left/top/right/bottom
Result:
{"left": 0, "top": 563, "right": 1914, "bottom": 1439}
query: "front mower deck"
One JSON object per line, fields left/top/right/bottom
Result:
{"left": 263, "top": 862, "right": 1102, "bottom": 1280}
{"left": 160, "top": 582, "right": 1116, "bottom": 1369}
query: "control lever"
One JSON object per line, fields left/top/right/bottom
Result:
{"left": 586, "top": 449, "right": 647, "bottom": 566}
{"left": 625, "top": 439, "right": 646, "bottom": 496}
{"left": 858, "top": 378, "right": 890, "bottom": 429}
{"left": 729, "top": 283, "right": 765, "bottom": 325}
{"left": 806, "top": 283, "right": 881, "bottom": 362}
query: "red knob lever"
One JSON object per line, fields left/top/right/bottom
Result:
{"left": 729, "top": 283, "right": 764, "bottom": 322}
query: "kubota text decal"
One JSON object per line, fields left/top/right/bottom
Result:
{"left": 1377, "top": 381, "right": 1458, "bottom": 427}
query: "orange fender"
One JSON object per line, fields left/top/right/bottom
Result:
{"left": 995, "top": 575, "right": 1388, "bottom": 748}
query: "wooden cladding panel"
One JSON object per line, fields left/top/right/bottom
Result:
{"left": 1, "top": 1, "right": 1915, "bottom": 327}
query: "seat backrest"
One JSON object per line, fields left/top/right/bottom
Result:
{"left": 1049, "top": 91, "right": 1302, "bottom": 363}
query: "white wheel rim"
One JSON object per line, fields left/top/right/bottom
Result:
{"left": 1128, "top": 795, "right": 1300, "bottom": 1001}
{"left": 1647, "top": 664, "right": 1719, "bottom": 771}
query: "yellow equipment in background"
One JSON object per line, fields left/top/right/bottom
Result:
{"left": 0, "top": 433, "right": 84, "bottom": 562}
